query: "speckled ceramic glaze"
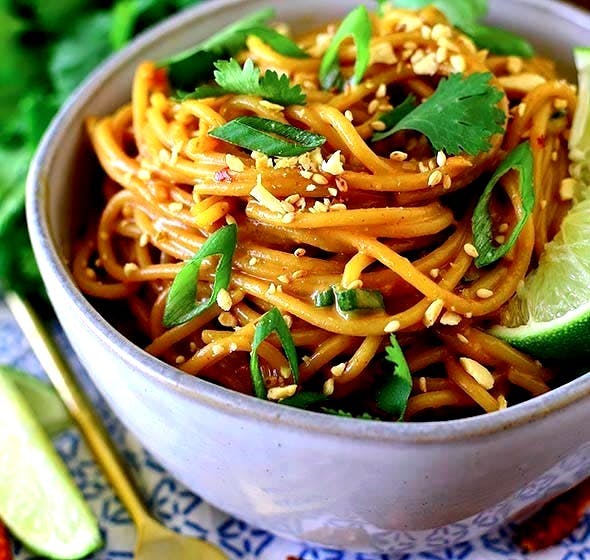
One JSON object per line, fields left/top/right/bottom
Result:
{"left": 27, "top": 0, "right": 590, "bottom": 553}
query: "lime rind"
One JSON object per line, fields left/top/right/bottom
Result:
{"left": 0, "top": 366, "right": 72, "bottom": 437}
{"left": 0, "top": 373, "right": 102, "bottom": 559}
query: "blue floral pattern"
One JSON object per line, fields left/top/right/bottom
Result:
{"left": 0, "top": 303, "right": 588, "bottom": 560}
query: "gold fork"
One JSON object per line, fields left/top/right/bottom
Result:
{"left": 6, "top": 292, "right": 229, "bottom": 560}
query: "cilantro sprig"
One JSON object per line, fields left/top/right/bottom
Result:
{"left": 163, "top": 224, "right": 238, "bottom": 328}
{"left": 384, "top": 72, "right": 505, "bottom": 156}
{"left": 371, "top": 94, "right": 417, "bottom": 142}
{"left": 472, "top": 142, "right": 535, "bottom": 268}
{"left": 183, "top": 58, "right": 306, "bottom": 106}
{"left": 377, "top": 334, "right": 412, "bottom": 420}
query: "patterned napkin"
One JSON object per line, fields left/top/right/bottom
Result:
{"left": 1, "top": 304, "right": 588, "bottom": 560}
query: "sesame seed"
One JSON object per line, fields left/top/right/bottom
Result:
{"left": 312, "top": 173, "right": 329, "bottom": 185}
{"left": 330, "top": 203, "right": 347, "bottom": 211}
{"left": 189, "top": 342, "right": 198, "bottom": 353}
{"left": 463, "top": 243, "right": 479, "bottom": 258}
{"left": 443, "top": 175, "right": 452, "bottom": 189}
{"left": 267, "top": 384, "right": 298, "bottom": 401}
{"left": 225, "top": 154, "right": 245, "bottom": 172}
{"left": 560, "top": 178, "right": 576, "bottom": 201}
{"left": 431, "top": 23, "right": 452, "bottom": 41}
{"left": 429, "top": 268, "right": 440, "bottom": 279}
{"left": 175, "top": 355, "right": 186, "bottom": 364}
{"left": 248, "top": 257, "right": 258, "bottom": 266}
{"left": 300, "top": 170, "right": 313, "bottom": 179}
{"left": 440, "top": 311, "right": 462, "bottom": 326}
{"left": 306, "top": 184, "right": 317, "bottom": 192}
{"left": 428, "top": 169, "right": 443, "bottom": 187}
{"left": 285, "top": 194, "right": 301, "bottom": 205}
{"left": 376, "top": 83, "right": 387, "bottom": 98}
{"left": 384, "top": 319, "right": 401, "bottom": 333}
{"left": 328, "top": 187, "right": 338, "bottom": 197}
{"left": 498, "top": 223, "right": 509, "bottom": 233}
{"left": 551, "top": 151, "right": 559, "bottom": 162}
{"left": 423, "top": 298, "right": 445, "bottom": 328}
{"left": 282, "top": 212, "right": 296, "bottom": 223}
{"left": 266, "top": 283, "right": 277, "bottom": 295}
{"left": 368, "top": 99, "right": 380, "bottom": 115}
{"left": 123, "top": 263, "right": 139, "bottom": 276}
{"left": 476, "top": 288, "right": 494, "bottom": 299}
{"left": 229, "top": 342, "right": 238, "bottom": 352}
{"left": 390, "top": 151, "right": 408, "bottom": 161}
{"left": 279, "top": 366, "right": 291, "bottom": 379}
{"left": 139, "top": 233, "right": 149, "bottom": 247}
{"left": 436, "top": 151, "right": 447, "bottom": 167}
{"left": 330, "top": 363, "right": 347, "bottom": 377}
{"left": 218, "top": 312, "right": 237, "bottom": 328}
{"left": 344, "top": 109, "right": 354, "bottom": 121}
{"left": 457, "top": 333, "right": 469, "bottom": 344}
{"left": 216, "top": 288, "right": 233, "bottom": 311}
{"left": 419, "top": 377, "right": 428, "bottom": 393}
{"left": 277, "top": 274, "right": 290, "bottom": 284}
{"left": 84, "top": 268, "right": 96, "bottom": 280}
{"left": 428, "top": 160, "right": 436, "bottom": 170}
{"left": 495, "top": 235, "right": 506, "bottom": 244}
{"left": 371, "top": 121, "right": 387, "bottom": 131}
{"left": 294, "top": 248, "right": 306, "bottom": 257}
{"left": 459, "top": 357, "right": 495, "bottom": 390}
{"left": 168, "top": 202, "right": 183, "bottom": 213}
{"left": 498, "top": 395, "right": 508, "bottom": 410}
{"left": 323, "top": 378, "right": 335, "bottom": 396}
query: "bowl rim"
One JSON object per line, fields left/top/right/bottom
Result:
{"left": 27, "top": 0, "right": 590, "bottom": 444}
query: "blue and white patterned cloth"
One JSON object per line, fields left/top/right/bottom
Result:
{"left": 1, "top": 303, "right": 588, "bottom": 560}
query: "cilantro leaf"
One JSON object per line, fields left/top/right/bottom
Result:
{"left": 388, "top": 0, "right": 487, "bottom": 29}
{"left": 371, "top": 94, "right": 417, "bottom": 142}
{"left": 377, "top": 334, "right": 412, "bottom": 420}
{"left": 390, "top": 72, "right": 505, "bottom": 156}
{"left": 186, "top": 58, "right": 306, "bottom": 106}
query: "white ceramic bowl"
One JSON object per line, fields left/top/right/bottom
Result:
{"left": 27, "top": 0, "right": 590, "bottom": 553}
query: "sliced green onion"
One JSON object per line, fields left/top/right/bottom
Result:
{"left": 472, "top": 142, "right": 534, "bottom": 268}
{"left": 239, "top": 26, "right": 310, "bottom": 59}
{"left": 334, "top": 287, "right": 385, "bottom": 312}
{"left": 163, "top": 224, "right": 237, "bottom": 328}
{"left": 313, "top": 288, "right": 335, "bottom": 307}
{"left": 371, "top": 94, "right": 417, "bottom": 142}
{"left": 378, "top": 334, "right": 412, "bottom": 420}
{"left": 319, "top": 5, "right": 372, "bottom": 90}
{"left": 460, "top": 23, "right": 534, "bottom": 58}
{"left": 250, "top": 308, "right": 299, "bottom": 399}
{"left": 209, "top": 116, "right": 326, "bottom": 157}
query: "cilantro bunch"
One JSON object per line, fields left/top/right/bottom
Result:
{"left": 0, "top": 0, "right": 204, "bottom": 296}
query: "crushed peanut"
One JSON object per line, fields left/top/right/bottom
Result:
{"left": 459, "top": 357, "right": 495, "bottom": 390}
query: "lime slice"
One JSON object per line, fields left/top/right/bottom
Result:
{"left": 0, "top": 366, "right": 71, "bottom": 437}
{"left": 490, "top": 47, "right": 590, "bottom": 359}
{"left": 0, "top": 373, "right": 102, "bottom": 559}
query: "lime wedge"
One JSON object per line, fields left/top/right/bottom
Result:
{"left": 0, "top": 366, "right": 71, "bottom": 437}
{"left": 490, "top": 47, "right": 590, "bottom": 359}
{"left": 0, "top": 373, "right": 102, "bottom": 559}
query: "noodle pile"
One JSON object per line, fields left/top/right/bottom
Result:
{"left": 74, "top": 5, "right": 577, "bottom": 420}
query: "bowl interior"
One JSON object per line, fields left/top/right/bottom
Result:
{"left": 29, "top": 0, "right": 590, "bottom": 439}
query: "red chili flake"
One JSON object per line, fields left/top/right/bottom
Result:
{"left": 0, "top": 522, "right": 13, "bottom": 560}
{"left": 214, "top": 167, "right": 233, "bottom": 182}
{"left": 536, "top": 135, "right": 547, "bottom": 148}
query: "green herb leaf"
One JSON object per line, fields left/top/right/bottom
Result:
{"left": 472, "top": 142, "right": 534, "bottom": 268}
{"left": 313, "top": 288, "right": 336, "bottom": 307}
{"left": 387, "top": 0, "right": 487, "bottom": 29}
{"left": 371, "top": 94, "right": 417, "bottom": 142}
{"left": 210, "top": 116, "right": 326, "bottom": 157}
{"left": 460, "top": 23, "right": 535, "bottom": 58}
{"left": 160, "top": 8, "right": 276, "bottom": 89}
{"left": 182, "top": 58, "right": 306, "bottom": 105}
{"left": 319, "top": 5, "right": 372, "bottom": 90}
{"left": 163, "top": 223, "right": 237, "bottom": 328}
{"left": 250, "top": 308, "right": 299, "bottom": 399}
{"left": 238, "top": 26, "right": 310, "bottom": 59}
{"left": 321, "top": 408, "right": 381, "bottom": 420}
{"left": 389, "top": 72, "right": 505, "bottom": 156}
{"left": 378, "top": 334, "right": 412, "bottom": 420}
{"left": 181, "top": 85, "right": 228, "bottom": 100}
{"left": 281, "top": 391, "right": 328, "bottom": 409}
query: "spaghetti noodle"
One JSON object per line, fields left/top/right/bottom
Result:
{"left": 74, "top": 4, "right": 577, "bottom": 421}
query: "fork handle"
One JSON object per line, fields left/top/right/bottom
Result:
{"left": 6, "top": 292, "right": 150, "bottom": 527}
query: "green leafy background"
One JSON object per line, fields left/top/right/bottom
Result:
{"left": 0, "top": 0, "right": 204, "bottom": 295}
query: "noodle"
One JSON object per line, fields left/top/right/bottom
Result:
{"left": 73, "top": 5, "right": 577, "bottom": 421}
